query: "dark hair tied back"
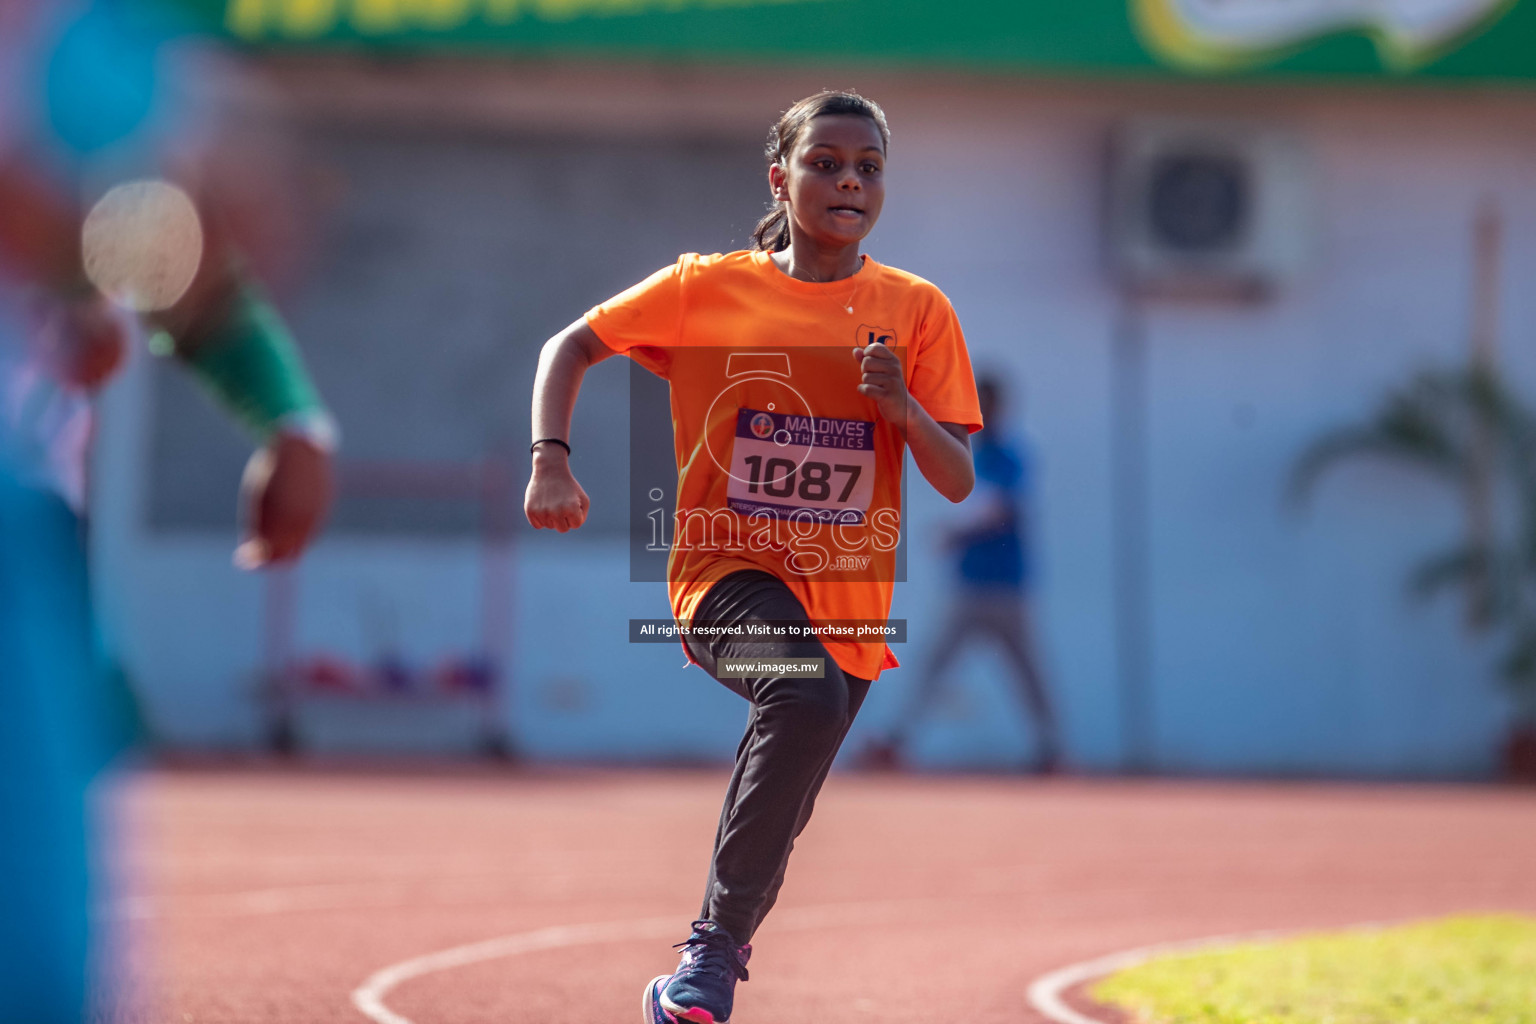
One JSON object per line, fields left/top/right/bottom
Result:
{"left": 750, "top": 90, "right": 891, "bottom": 253}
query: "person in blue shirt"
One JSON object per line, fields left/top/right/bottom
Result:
{"left": 862, "top": 374, "right": 1061, "bottom": 772}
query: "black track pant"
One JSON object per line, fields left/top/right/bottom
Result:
{"left": 683, "top": 570, "right": 870, "bottom": 945}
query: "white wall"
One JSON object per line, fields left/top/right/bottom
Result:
{"left": 91, "top": 61, "right": 1536, "bottom": 774}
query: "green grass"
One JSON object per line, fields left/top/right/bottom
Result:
{"left": 1092, "top": 914, "right": 1536, "bottom": 1024}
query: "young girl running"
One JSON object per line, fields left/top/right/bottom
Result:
{"left": 525, "top": 90, "right": 982, "bottom": 1024}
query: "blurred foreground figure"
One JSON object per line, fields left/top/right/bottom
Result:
{"left": 862, "top": 375, "right": 1061, "bottom": 773}
{"left": 0, "top": 1, "right": 334, "bottom": 1018}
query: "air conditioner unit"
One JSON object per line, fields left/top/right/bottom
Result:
{"left": 1106, "top": 118, "right": 1311, "bottom": 299}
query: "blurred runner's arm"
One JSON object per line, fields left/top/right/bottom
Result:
{"left": 146, "top": 267, "right": 335, "bottom": 569}
{"left": 525, "top": 319, "right": 612, "bottom": 532}
{"left": 1, "top": 161, "right": 335, "bottom": 567}
{"left": 134, "top": 174, "right": 335, "bottom": 568}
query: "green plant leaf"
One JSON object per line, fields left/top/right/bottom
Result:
{"left": 1292, "top": 360, "right": 1536, "bottom": 716}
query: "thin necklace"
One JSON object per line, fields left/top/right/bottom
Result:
{"left": 785, "top": 253, "right": 864, "bottom": 315}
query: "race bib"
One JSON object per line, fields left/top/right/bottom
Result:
{"left": 727, "top": 408, "right": 876, "bottom": 523}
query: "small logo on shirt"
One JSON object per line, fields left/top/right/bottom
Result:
{"left": 857, "top": 324, "right": 896, "bottom": 348}
{"left": 749, "top": 412, "right": 775, "bottom": 439}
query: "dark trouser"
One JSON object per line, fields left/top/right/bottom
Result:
{"left": 683, "top": 571, "right": 870, "bottom": 945}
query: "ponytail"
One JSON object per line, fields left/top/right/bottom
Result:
{"left": 748, "top": 90, "right": 889, "bottom": 254}
{"left": 751, "top": 204, "right": 791, "bottom": 253}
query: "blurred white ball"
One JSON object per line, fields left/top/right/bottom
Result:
{"left": 82, "top": 179, "right": 204, "bottom": 313}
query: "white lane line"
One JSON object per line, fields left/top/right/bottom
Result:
{"left": 1024, "top": 931, "right": 1284, "bottom": 1024}
{"left": 1022, "top": 921, "right": 1442, "bottom": 1024}
{"left": 353, "top": 917, "right": 680, "bottom": 1024}
{"left": 351, "top": 898, "right": 955, "bottom": 1024}
{"left": 355, "top": 906, "right": 1387, "bottom": 1024}
{"left": 1029, "top": 917, "right": 1418, "bottom": 1024}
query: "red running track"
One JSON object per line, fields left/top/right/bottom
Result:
{"left": 103, "top": 765, "right": 1536, "bottom": 1023}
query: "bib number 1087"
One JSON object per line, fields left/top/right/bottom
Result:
{"left": 741, "top": 456, "right": 862, "bottom": 503}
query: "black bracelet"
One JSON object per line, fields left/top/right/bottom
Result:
{"left": 530, "top": 438, "right": 572, "bottom": 456}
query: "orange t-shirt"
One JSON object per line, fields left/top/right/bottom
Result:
{"left": 585, "top": 250, "right": 982, "bottom": 680}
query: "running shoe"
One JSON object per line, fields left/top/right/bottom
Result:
{"left": 644, "top": 973, "right": 676, "bottom": 1024}
{"left": 652, "top": 920, "right": 751, "bottom": 1024}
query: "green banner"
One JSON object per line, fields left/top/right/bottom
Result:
{"left": 159, "top": 0, "right": 1536, "bottom": 82}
